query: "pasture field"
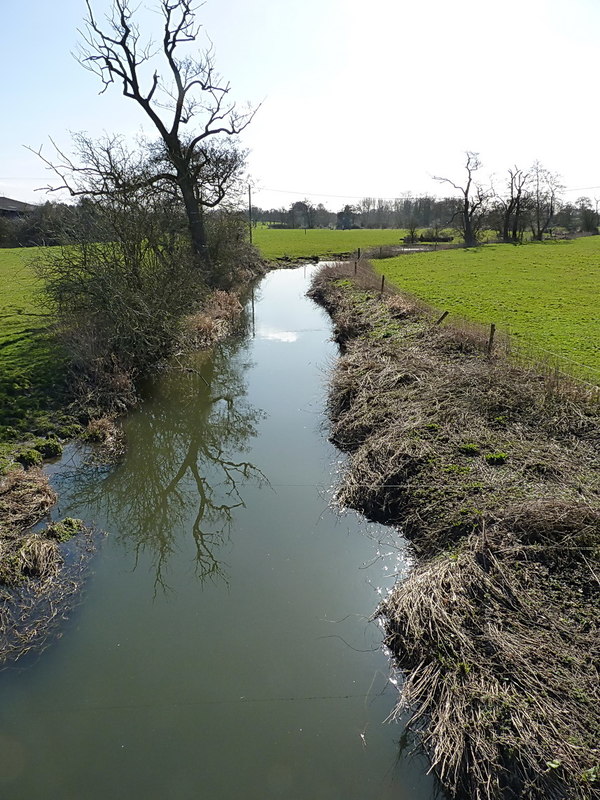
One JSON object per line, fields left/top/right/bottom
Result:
{"left": 0, "top": 247, "right": 67, "bottom": 439}
{"left": 375, "top": 237, "right": 600, "bottom": 381}
{"left": 253, "top": 227, "right": 409, "bottom": 260}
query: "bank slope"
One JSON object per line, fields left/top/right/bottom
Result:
{"left": 309, "top": 262, "right": 600, "bottom": 800}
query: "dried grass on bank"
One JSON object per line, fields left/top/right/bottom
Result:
{"left": 383, "top": 508, "right": 599, "bottom": 800}
{"left": 310, "top": 262, "right": 600, "bottom": 800}
{"left": 0, "top": 467, "right": 56, "bottom": 535}
{"left": 180, "top": 289, "right": 244, "bottom": 350}
{"left": 0, "top": 465, "right": 94, "bottom": 664}
{"left": 0, "top": 522, "right": 95, "bottom": 664}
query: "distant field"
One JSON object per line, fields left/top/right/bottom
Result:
{"left": 375, "top": 238, "right": 600, "bottom": 381}
{"left": 0, "top": 247, "right": 64, "bottom": 434}
{"left": 253, "top": 227, "right": 409, "bottom": 260}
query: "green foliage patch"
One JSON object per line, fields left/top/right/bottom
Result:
{"left": 375, "top": 238, "right": 600, "bottom": 381}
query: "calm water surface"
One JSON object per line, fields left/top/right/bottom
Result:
{"left": 0, "top": 266, "right": 437, "bottom": 799}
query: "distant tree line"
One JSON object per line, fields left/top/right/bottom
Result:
{"left": 250, "top": 197, "right": 462, "bottom": 232}
{"left": 0, "top": 201, "right": 83, "bottom": 247}
{"left": 251, "top": 155, "right": 598, "bottom": 243}
{"left": 4, "top": 155, "right": 598, "bottom": 249}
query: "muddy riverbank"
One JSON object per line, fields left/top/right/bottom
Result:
{"left": 309, "top": 261, "right": 600, "bottom": 800}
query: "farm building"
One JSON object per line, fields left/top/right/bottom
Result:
{"left": 0, "top": 196, "right": 35, "bottom": 218}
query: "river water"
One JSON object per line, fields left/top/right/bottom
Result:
{"left": 0, "top": 265, "right": 437, "bottom": 799}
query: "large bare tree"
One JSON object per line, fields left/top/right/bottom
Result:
{"left": 435, "top": 152, "right": 490, "bottom": 247}
{"left": 75, "top": 0, "right": 256, "bottom": 278}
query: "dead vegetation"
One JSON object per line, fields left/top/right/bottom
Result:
{"left": 0, "top": 522, "right": 94, "bottom": 664}
{"left": 0, "top": 467, "right": 56, "bottom": 535}
{"left": 179, "top": 289, "right": 244, "bottom": 350}
{"left": 0, "top": 465, "right": 93, "bottom": 664}
{"left": 81, "top": 415, "right": 126, "bottom": 462}
{"left": 309, "top": 262, "right": 600, "bottom": 800}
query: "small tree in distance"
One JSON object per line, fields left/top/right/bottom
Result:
{"left": 527, "top": 161, "right": 563, "bottom": 240}
{"left": 434, "top": 152, "right": 490, "bottom": 247}
{"left": 492, "top": 166, "right": 530, "bottom": 243}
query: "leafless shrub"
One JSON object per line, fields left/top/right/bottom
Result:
{"left": 35, "top": 194, "right": 205, "bottom": 414}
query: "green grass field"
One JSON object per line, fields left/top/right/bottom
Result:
{"left": 253, "top": 227, "right": 409, "bottom": 260}
{"left": 2, "top": 233, "right": 598, "bottom": 441}
{"left": 0, "top": 247, "right": 68, "bottom": 439}
{"left": 375, "top": 238, "right": 600, "bottom": 382}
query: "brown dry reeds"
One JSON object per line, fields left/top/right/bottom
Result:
{"left": 180, "top": 289, "right": 243, "bottom": 350}
{"left": 310, "top": 261, "right": 600, "bottom": 800}
{"left": 0, "top": 524, "right": 95, "bottom": 664}
{"left": 0, "top": 463, "right": 96, "bottom": 664}
{"left": 0, "top": 467, "right": 56, "bottom": 535}
{"left": 82, "top": 415, "right": 126, "bottom": 462}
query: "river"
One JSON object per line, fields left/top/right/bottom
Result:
{"left": 0, "top": 265, "right": 437, "bottom": 799}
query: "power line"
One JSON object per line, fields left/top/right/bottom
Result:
{"left": 562, "top": 185, "right": 600, "bottom": 193}
{"left": 254, "top": 187, "right": 407, "bottom": 201}
{"left": 253, "top": 184, "right": 600, "bottom": 201}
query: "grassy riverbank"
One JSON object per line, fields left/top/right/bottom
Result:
{"left": 0, "top": 248, "right": 72, "bottom": 451}
{"left": 309, "top": 262, "right": 600, "bottom": 800}
{"left": 373, "top": 237, "right": 600, "bottom": 382}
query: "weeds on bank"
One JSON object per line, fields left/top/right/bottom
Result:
{"left": 309, "top": 262, "right": 600, "bottom": 800}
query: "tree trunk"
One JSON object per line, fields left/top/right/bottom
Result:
{"left": 502, "top": 198, "right": 516, "bottom": 242}
{"left": 178, "top": 175, "right": 212, "bottom": 274}
{"left": 463, "top": 198, "right": 477, "bottom": 247}
{"left": 502, "top": 209, "right": 511, "bottom": 242}
{"left": 511, "top": 197, "right": 521, "bottom": 241}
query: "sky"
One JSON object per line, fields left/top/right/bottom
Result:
{"left": 1, "top": 0, "right": 600, "bottom": 211}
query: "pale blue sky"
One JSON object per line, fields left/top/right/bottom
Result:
{"left": 1, "top": 0, "right": 599, "bottom": 209}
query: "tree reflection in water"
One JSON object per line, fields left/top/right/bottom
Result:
{"left": 67, "top": 339, "right": 265, "bottom": 590}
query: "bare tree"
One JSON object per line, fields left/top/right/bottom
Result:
{"left": 575, "top": 196, "right": 598, "bottom": 234}
{"left": 72, "top": 0, "right": 256, "bottom": 280}
{"left": 528, "top": 161, "right": 563, "bottom": 241}
{"left": 406, "top": 217, "right": 419, "bottom": 243}
{"left": 434, "top": 152, "right": 490, "bottom": 247}
{"left": 491, "top": 166, "right": 530, "bottom": 243}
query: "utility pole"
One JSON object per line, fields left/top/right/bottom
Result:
{"left": 248, "top": 184, "right": 253, "bottom": 244}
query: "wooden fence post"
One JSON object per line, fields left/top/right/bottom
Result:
{"left": 487, "top": 323, "right": 496, "bottom": 356}
{"left": 380, "top": 274, "right": 385, "bottom": 296}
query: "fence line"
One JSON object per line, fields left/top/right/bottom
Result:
{"left": 332, "top": 258, "right": 600, "bottom": 391}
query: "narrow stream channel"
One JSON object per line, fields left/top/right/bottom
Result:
{"left": 0, "top": 265, "right": 437, "bottom": 799}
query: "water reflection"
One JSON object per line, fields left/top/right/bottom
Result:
{"left": 65, "top": 339, "right": 265, "bottom": 589}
